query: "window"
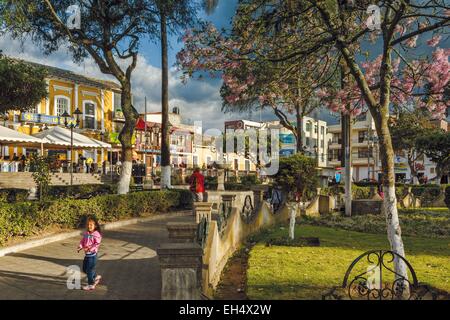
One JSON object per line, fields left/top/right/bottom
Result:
{"left": 193, "top": 155, "right": 198, "bottom": 167}
{"left": 29, "top": 104, "right": 39, "bottom": 114}
{"left": 332, "top": 133, "right": 341, "bottom": 144}
{"left": 321, "top": 139, "right": 324, "bottom": 148}
{"left": 356, "top": 113, "right": 367, "bottom": 122}
{"left": 114, "top": 92, "right": 121, "bottom": 109}
{"left": 321, "top": 126, "right": 325, "bottom": 135}
{"left": 55, "top": 97, "right": 69, "bottom": 116}
{"left": 306, "top": 137, "right": 310, "bottom": 146}
{"left": 358, "top": 148, "right": 372, "bottom": 158}
{"left": 84, "top": 102, "right": 96, "bottom": 129}
{"left": 329, "top": 149, "right": 342, "bottom": 162}
{"left": 358, "top": 131, "right": 367, "bottom": 143}
{"left": 314, "top": 125, "right": 318, "bottom": 134}
{"left": 430, "top": 167, "right": 435, "bottom": 174}
{"left": 306, "top": 122, "right": 311, "bottom": 131}
{"left": 245, "top": 159, "right": 250, "bottom": 171}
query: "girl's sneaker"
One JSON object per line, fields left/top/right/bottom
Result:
{"left": 82, "top": 285, "right": 95, "bottom": 291}
{"left": 94, "top": 275, "right": 102, "bottom": 286}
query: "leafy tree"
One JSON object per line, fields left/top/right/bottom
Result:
{"left": 389, "top": 109, "right": 434, "bottom": 184}
{"left": 154, "top": 0, "right": 197, "bottom": 188}
{"left": 30, "top": 154, "right": 51, "bottom": 200}
{"left": 0, "top": 0, "right": 159, "bottom": 194}
{"left": 416, "top": 130, "right": 450, "bottom": 185}
{"left": 0, "top": 53, "right": 47, "bottom": 113}
{"left": 271, "top": 153, "right": 318, "bottom": 202}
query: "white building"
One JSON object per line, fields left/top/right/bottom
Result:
{"left": 327, "top": 113, "right": 446, "bottom": 183}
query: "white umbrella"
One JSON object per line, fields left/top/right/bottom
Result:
{"left": 33, "top": 126, "right": 111, "bottom": 149}
{"left": 0, "top": 125, "right": 45, "bottom": 145}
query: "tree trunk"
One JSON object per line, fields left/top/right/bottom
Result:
{"left": 117, "top": 81, "right": 136, "bottom": 195}
{"left": 407, "top": 153, "right": 419, "bottom": 185}
{"left": 375, "top": 46, "right": 409, "bottom": 294}
{"left": 288, "top": 202, "right": 297, "bottom": 240}
{"left": 295, "top": 103, "right": 303, "bottom": 153}
{"left": 376, "top": 108, "right": 409, "bottom": 294}
{"left": 160, "top": 12, "right": 171, "bottom": 189}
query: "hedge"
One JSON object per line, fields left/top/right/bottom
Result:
{"left": 0, "top": 188, "right": 30, "bottom": 203}
{"left": 47, "top": 184, "right": 117, "bottom": 199}
{"left": 0, "top": 189, "right": 190, "bottom": 246}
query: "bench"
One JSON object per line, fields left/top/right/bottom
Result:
{"left": 322, "top": 250, "right": 438, "bottom": 300}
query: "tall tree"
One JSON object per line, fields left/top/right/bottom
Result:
{"left": 0, "top": 54, "right": 48, "bottom": 113}
{"left": 177, "top": 3, "right": 339, "bottom": 153}
{"left": 416, "top": 130, "right": 450, "bottom": 184}
{"left": 154, "top": 0, "right": 197, "bottom": 188}
{"left": 0, "top": 0, "right": 159, "bottom": 194}
{"left": 389, "top": 108, "right": 434, "bottom": 184}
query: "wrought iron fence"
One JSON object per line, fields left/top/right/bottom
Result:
{"left": 322, "top": 250, "right": 437, "bottom": 300}
{"left": 216, "top": 202, "right": 232, "bottom": 235}
{"left": 197, "top": 216, "right": 209, "bottom": 249}
{"left": 241, "top": 195, "right": 255, "bottom": 223}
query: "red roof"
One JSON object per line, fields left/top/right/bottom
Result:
{"left": 135, "top": 118, "right": 160, "bottom": 131}
{"left": 135, "top": 118, "right": 193, "bottom": 134}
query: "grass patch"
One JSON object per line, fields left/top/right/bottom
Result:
{"left": 247, "top": 224, "right": 450, "bottom": 300}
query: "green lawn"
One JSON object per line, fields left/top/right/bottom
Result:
{"left": 247, "top": 224, "right": 450, "bottom": 300}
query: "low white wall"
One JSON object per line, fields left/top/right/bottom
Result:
{"left": 201, "top": 199, "right": 290, "bottom": 298}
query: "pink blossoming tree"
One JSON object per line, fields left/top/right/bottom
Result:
{"left": 178, "top": 0, "right": 450, "bottom": 287}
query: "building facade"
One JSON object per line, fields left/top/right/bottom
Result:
{"left": 327, "top": 112, "right": 446, "bottom": 183}
{"left": 1, "top": 60, "right": 122, "bottom": 169}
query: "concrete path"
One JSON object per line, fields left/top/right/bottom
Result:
{"left": 0, "top": 211, "right": 192, "bottom": 300}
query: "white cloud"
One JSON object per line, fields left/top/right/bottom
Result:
{"left": 0, "top": 34, "right": 234, "bottom": 130}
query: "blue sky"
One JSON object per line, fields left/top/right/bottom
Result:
{"left": 1, "top": 1, "right": 447, "bottom": 129}
{"left": 145, "top": 0, "right": 239, "bottom": 69}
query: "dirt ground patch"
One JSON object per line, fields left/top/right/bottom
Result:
{"left": 214, "top": 245, "right": 253, "bottom": 300}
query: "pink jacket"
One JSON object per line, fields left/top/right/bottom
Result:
{"left": 78, "top": 231, "right": 102, "bottom": 255}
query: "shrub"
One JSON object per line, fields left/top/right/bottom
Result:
{"left": 271, "top": 154, "right": 318, "bottom": 201}
{"left": 47, "top": 184, "right": 116, "bottom": 199}
{"left": 205, "top": 176, "right": 218, "bottom": 189}
{"left": 240, "top": 174, "right": 261, "bottom": 187}
{"left": 301, "top": 209, "right": 449, "bottom": 239}
{"left": 445, "top": 185, "right": 450, "bottom": 209}
{"left": 0, "top": 189, "right": 185, "bottom": 245}
{"left": 352, "top": 185, "right": 372, "bottom": 199}
{"left": 0, "top": 188, "right": 30, "bottom": 203}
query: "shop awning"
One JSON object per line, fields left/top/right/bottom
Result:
{"left": 33, "top": 126, "right": 111, "bottom": 149}
{"left": 0, "top": 125, "right": 45, "bottom": 146}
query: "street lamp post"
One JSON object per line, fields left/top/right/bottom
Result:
{"left": 61, "top": 108, "right": 82, "bottom": 186}
{"left": 150, "top": 124, "right": 160, "bottom": 177}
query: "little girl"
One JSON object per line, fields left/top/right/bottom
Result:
{"left": 77, "top": 216, "right": 102, "bottom": 291}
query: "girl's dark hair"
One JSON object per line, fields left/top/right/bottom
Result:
{"left": 86, "top": 215, "right": 101, "bottom": 233}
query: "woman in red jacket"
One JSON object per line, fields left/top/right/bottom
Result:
{"left": 189, "top": 167, "right": 205, "bottom": 202}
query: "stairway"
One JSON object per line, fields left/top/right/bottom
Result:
{"left": 0, "top": 172, "right": 102, "bottom": 190}
{"left": 50, "top": 173, "right": 102, "bottom": 186}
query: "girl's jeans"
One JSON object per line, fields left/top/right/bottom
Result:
{"left": 82, "top": 254, "right": 97, "bottom": 285}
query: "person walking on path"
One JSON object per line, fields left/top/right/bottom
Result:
{"left": 189, "top": 167, "right": 205, "bottom": 202}
{"left": 77, "top": 216, "right": 102, "bottom": 291}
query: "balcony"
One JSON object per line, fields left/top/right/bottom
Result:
{"left": 113, "top": 110, "right": 125, "bottom": 122}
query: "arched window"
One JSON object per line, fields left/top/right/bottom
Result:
{"left": 83, "top": 101, "right": 96, "bottom": 129}
{"left": 54, "top": 96, "right": 70, "bottom": 116}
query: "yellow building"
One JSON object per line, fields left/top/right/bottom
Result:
{"left": 1, "top": 60, "right": 123, "bottom": 167}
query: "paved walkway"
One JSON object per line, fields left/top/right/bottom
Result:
{"left": 0, "top": 212, "right": 192, "bottom": 300}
